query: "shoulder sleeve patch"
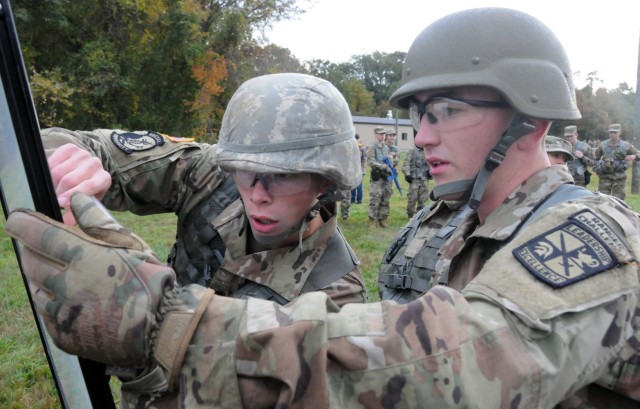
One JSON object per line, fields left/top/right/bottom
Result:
{"left": 512, "top": 209, "right": 623, "bottom": 288}
{"left": 110, "top": 130, "right": 165, "bottom": 154}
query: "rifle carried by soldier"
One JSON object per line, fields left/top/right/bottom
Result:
{"left": 384, "top": 156, "right": 403, "bottom": 195}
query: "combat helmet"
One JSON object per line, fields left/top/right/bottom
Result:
{"left": 545, "top": 135, "right": 575, "bottom": 161}
{"left": 216, "top": 73, "right": 360, "bottom": 245}
{"left": 388, "top": 7, "right": 581, "bottom": 208}
{"left": 390, "top": 8, "right": 580, "bottom": 120}
{"left": 216, "top": 73, "right": 361, "bottom": 190}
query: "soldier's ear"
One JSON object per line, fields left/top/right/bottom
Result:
{"left": 516, "top": 119, "right": 550, "bottom": 151}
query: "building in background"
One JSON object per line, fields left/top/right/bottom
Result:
{"left": 352, "top": 115, "right": 413, "bottom": 152}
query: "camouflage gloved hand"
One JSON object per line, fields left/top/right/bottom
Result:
{"left": 5, "top": 192, "right": 176, "bottom": 369}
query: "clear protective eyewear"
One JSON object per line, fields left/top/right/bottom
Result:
{"left": 409, "top": 96, "right": 509, "bottom": 132}
{"left": 233, "top": 170, "right": 312, "bottom": 196}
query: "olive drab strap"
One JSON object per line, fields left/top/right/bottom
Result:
{"left": 232, "top": 228, "right": 359, "bottom": 305}
{"left": 167, "top": 175, "right": 240, "bottom": 287}
{"left": 378, "top": 204, "right": 472, "bottom": 303}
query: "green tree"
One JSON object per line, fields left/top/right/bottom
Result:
{"left": 13, "top": 0, "right": 311, "bottom": 136}
{"left": 350, "top": 51, "right": 404, "bottom": 112}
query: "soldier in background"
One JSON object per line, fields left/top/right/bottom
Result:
{"left": 402, "top": 145, "right": 430, "bottom": 218}
{"left": 563, "top": 125, "right": 594, "bottom": 186}
{"left": 340, "top": 134, "right": 365, "bottom": 220}
{"left": 9, "top": 8, "right": 640, "bottom": 408}
{"left": 545, "top": 135, "right": 575, "bottom": 166}
{"left": 593, "top": 123, "right": 638, "bottom": 200}
{"left": 350, "top": 133, "right": 366, "bottom": 204}
{"left": 366, "top": 126, "right": 391, "bottom": 227}
{"left": 36, "top": 73, "right": 368, "bottom": 407}
{"left": 378, "top": 128, "right": 400, "bottom": 227}
{"left": 339, "top": 188, "right": 351, "bottom": 220}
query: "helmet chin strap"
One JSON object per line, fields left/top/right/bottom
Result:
{"left": 430, "top": 114, "right": 535, "bottom": 209}
{"left": 430, "top": 178, "right": 474, "bottom": 202}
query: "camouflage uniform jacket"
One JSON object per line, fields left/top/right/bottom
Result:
{"left": 402, "top": 146, "right": 430, "bottom": 179}
{"left": 357, "top": 141, "right": 366, "bottom": 175}
{"left": 41, "top": 128, "right": 368, "bottom": 306}
{"left": 209, "top": 198, "right": 368, "bottom": 306}
{"left": 41, "top": 127, "right": 224, "bottom": 221}
{"left": 366, "top": 141, "right": 390, "bottom": 180}
{"left": 169, "top": 165, "right": 640, "bottom": 408}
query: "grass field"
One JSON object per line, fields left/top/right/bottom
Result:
{"left": 2, "top": 169, "right": 640, "bottom": 408}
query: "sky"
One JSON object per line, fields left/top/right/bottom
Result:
{"left": 266, "top": 0, "right": 639, "bottom": 90}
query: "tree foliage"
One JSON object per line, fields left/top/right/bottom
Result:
{"left": 11, "top": 1, "right": 638, "bottom": 144}
{"left": 13, "top": 0, "right": 310, "bottom": 137}
{"left": 552, "top": 76, "right": 636, "bottom": 143}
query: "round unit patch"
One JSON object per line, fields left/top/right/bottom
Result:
{"left": 111, "top": 131, "right": 165, "bottom": 154}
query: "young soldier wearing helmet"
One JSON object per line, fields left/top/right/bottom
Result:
{"left": 9, "top": 8, "right": 640, "bottom": 408}
{"left": 545, "top": 135, "right": 575, "bottom": 165}
{"left": 35, "top": 73, "right": 368, "bottom": 407}
{"left": 593, "top": 123, "right": 638, "bottom": 200}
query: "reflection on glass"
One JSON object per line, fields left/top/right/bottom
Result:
{"left": 0, "top": 68, "right": 93, "bottom": 408}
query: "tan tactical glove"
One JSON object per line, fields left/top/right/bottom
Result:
{"left": 5, "top": 192, "right": 213, "bottom": 387}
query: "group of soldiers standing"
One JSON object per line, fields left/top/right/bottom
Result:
{"left": 545, "top": 123, "right": 638, "bottom": 200}
{"left": 346, "top": 120, "right": 638, "bottom": 228}
{"left": 344, "top": 126, "right": 431, "bottom": 227}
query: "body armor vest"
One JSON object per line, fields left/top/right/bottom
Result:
{"left": 167, "top": 175, "right": 240, "bottom": 287}
{"left": 567, "top": 140, "right": 588, "bottom": 177}
{"left": 378, "top": 183, "right": 594, "bottom": 303}
{"left": 595, "top": 139, "right": 629, "bottom": 174}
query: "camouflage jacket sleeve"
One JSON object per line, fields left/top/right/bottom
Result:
{"left": 578, "top": 142, "right": 595, "bottom": 166}
{"left": 172, "top": 197, "right": 640, "bottom": 408}
{"left": 41, "top": 127, "right": 227, "bottom": 218}
{"left": 594, "top": 145, "right": 602, "bottom": 160}
{"left": 626, "top": 143, "right": 639, "bottom": 157}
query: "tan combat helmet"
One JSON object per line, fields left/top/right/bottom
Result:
{"left": 545, "top": 135, "right": 575, "bottom": 161}
{"left": 215, "top": 73, "right": 361, "bottom": 245}
{"left": 216, "top": 73, "right": 361, "bottom": 191}
{"left": 564, "top": 125, "right": 577, "bottom": 137}
{"left": 388, "top": 8, "right": 581, "bottom": 207}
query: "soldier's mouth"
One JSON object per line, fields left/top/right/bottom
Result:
{"left": 252, "top": 216, "right": 276, "bottom": 225}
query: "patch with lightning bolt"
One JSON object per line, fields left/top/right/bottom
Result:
{"left": 512, "top": 209, "right": 623, "bottom": 288}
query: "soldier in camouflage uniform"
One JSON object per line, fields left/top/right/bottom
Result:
{"left": 8, "top": 8, "right": 640, "bottom": 408}
{"left": 39, "top": 73, "right": 368, "bottom": 407}
{"left": 563, "top": 125, "right": 594, "bottom": 186}
{"left": 379, "top": 129, "right": 400, "bottom": 227}
{"left": 351, "top": 133, "right": 366, "bottom": 204}
{"left": 545, "top": 135, "right": 575, "bottom": 166}
{"left": 402, "top": 145, "right": 430, "bottom": 218}
{"left": 593, "top": 123, "right": 638, "bottom": 200}
{"left": 366, "top": 126, "right": 392, "bottom": 227}
{"left": 339, "top": 188, "right": 351, "bottom": 220}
